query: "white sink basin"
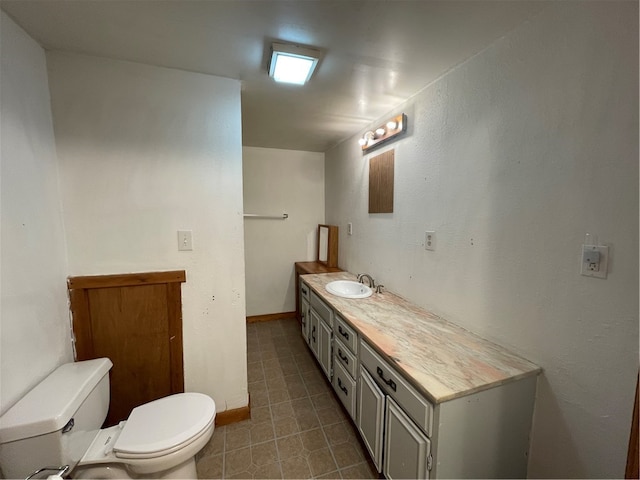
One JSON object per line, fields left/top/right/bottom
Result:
{"left": 325, "top": 280, "right": 373, "bottom": 299}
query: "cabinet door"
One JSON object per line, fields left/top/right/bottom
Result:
{"left": 309, "top": 309, "right": 320, "bottom": 356}
{"left": 333, "top": 358, "right": 356, "bottom": 420}
{"left": 301, "top": 297, "right": 310, "bottom": 343}
{"left": 357, "top": 366, "right": 385, "bottom": 472}
{"left": 384, "top": 397, "right": 431, "bottom": 480}
{"left": 318, "top": 318, "right": 333, "bottom": 379}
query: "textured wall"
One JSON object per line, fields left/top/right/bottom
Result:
{"left": 325, "top": 3, "right": 638, "bottom": 477}
{"left": 0, "top": 13, "right": 73, "bottom": 414}
{"left": 243, "top": 147, "right": 325, "bottom": 316}
{"left": 47, "top": 52, "right": 248, "bottom": 411}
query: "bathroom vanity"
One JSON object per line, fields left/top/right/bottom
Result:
{"left": 299, "top": 272, "right": 541, "bottom": 479}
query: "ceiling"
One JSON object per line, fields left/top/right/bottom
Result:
{"left": 1, "top": 1, "right": 549, "bottom": 153}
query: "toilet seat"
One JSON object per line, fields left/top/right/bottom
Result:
{"left": 113, "top": 393, "right": 216, "bottom": 460}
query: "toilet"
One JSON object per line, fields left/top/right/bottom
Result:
{"left": 0, "top": 358, "right": 215, "bottom": 479}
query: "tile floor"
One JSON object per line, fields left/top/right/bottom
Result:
{"left": 196, "top": 318, "right": 378, "bottom": 479}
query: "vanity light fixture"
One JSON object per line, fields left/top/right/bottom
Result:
{"left": 359, "top": 113, "right": 407, "bottom": 153}
{"left": 269, "top": 42, "right": 321, "bottom": 85}
{"left": 358, "top": 131, "right": 375, "bottom": 146}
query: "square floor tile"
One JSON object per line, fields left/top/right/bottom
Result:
{"left": 250, "top": 421, "right": 275, "bottom": 444}
{"left": 251, "top": 440, "right": 278, "bottom": 466}
{"left": 280, "top": 455, "right": 311, "bottom": 479}
{"left": 300, "top": 428, "right": 328, "bottom": 452}
{"left": 273, "top": 416, "right": 300, "bottom": 438}
{"left": 332, "top": 441, "right": 364, "bottom": 469}
{"left": 196, "top": 453, "right": 223, "bottom": 478}
{"left": 276, "top": 434, "right": 304, "bottom": 460}
{"left": 307, "top": 447, "right": 338, "bottom": 477}
{"left": 224, "top": 447, "right": 252, "bottom": 476}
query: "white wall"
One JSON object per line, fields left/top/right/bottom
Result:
{"left": 46, "top": 52, "right": 248, "bottom": 411}
{"left": 325, "top": 3, "right": 638, "bottom": 478}
{"left": 0, "top": 13, "right": 73, "bottom": 415}
{"left": 243, "top": 147, "right": 324, "bottom": 316}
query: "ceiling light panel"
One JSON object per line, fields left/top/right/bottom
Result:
{"left": 269, "top": 43, "right": 321, "bottom": 85}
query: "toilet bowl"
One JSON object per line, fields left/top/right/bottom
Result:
{"left": 0, "top": 358, "right": 216, "bottom": 479}
{"left": 74, "top": 392, "right": 215, "bottom": 479}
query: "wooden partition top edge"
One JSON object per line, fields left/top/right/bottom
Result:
{"left": 68, "top": 270, "right": 186, "bottom": 290}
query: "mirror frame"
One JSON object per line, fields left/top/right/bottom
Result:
{"left": 317, "top": 224, "right": 339, "bottom": 268}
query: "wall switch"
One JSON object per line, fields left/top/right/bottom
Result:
{"left": 178, "top": 230, "right": 193, "bottom": 251}
{"left": 580, "top": 244, "right": 608, "bottom": 278}
{"left": 347, "top": 223, "right": 353, "bottom": 236}
{"left": 425, "top": 231, "right": 436, "bottom": 251}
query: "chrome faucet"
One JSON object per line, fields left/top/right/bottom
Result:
{"left": 357, "top": 273, "right": 375, "bottom": 288}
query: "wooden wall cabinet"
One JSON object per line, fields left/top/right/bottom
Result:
{"left": 68, "top": 270, "right": 186, "bottom": 426}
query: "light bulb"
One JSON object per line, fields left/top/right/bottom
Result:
{"left": 375, "top": 128, "right": 385, "bottom": 136}
{"left": 358, "top": 138, "right": 367, "bottom": 146}
{"left": 386, "top": 121, "right": 397, "bottom": 130}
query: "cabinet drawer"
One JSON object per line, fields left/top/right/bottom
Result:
{"left": 334, "top": 338, "right": 357, "bottom": 378}
{"left": 333, "top": 359, "right": 356, "bottom": 420}
{"left": 300, "top": 280, "right": 310, "bottom": 301}
{"left": 334, "top": 313, "right": 357, "bottom": 354}
{"left": 311, "top": 291, "right": 333, "bottom": 327}
{"left": 360, "top": 340, "right": 433, "bottom": 437}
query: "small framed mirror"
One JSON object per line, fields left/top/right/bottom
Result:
{"left": 317, "top": 224, "right": 338, "bottom": 268}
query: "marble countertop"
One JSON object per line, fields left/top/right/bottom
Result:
{"left": 301, "top": 272, "right": 541, "bottom": 404}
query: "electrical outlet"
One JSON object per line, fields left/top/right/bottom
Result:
{"left": 580, "top": 244, "right": 608, "bottom": 278}
{"left": 425, "top": 231, "right": 436, "bottom": 251}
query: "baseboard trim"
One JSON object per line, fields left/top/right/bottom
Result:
{"left": 215, "top": 404, "right": 251, "bottom": 427}
{"left": 246, "top": 311, "right": 296, "bottom": 323}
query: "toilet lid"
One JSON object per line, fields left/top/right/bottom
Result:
{"left": 113, "top": 393, "right": 215, "bottom": 457}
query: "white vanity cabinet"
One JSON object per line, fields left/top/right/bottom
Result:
{"left": 300, "top": 274, "right": 539, "bottom": 479}
{"left": 299, "top": 281, "right": 310, "bottom": 343}
{"left": 359, "top": 339, "right": 433, "bottom": 478}
{"left": 358, "top": 337, "right": 537, "bottom": 479}
{"left": 304, "top": 287, "right": 333, "bottom": 381}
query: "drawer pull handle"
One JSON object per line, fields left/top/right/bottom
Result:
{"left": 301, "top": 312, "right": 305, "bottom": 325}
{"left": 302, "top": 288, "right": 308, "bottom": 295}
{"left": 338, "top": 326, "right": 349, "bottom": 340}
{"left": 376, "top": 366, "right": 397, "bottom": 392}
{"left": 338, "top": 378, "right": 348, "bottom": 396}
{"left": 312, "top": 325, "right": 316, "bottom": 343}
{"left": 338, "top": 349, "right": 349, "bottom": 364}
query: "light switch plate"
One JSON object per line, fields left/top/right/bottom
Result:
{"left": 178, "top": 230, "right": 193, "bottom": 251}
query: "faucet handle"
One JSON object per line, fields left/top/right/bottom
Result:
{"left": 376, "top": 284, "right": 385, "bottom": 294}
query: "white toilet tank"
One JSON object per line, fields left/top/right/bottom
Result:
{"left": 0, "top": 358, "right": 113, "bottom": 479}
